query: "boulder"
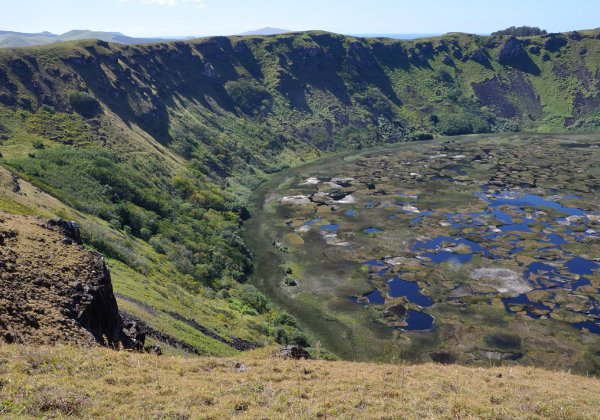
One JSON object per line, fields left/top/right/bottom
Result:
{"left": 384, "top": 303, "right": 407, "bottom": 318}
{"left": 480, "top": 351, "right": 523, "bottom": 361}
{"left": 274, "top": 346, "right": 311, "bottom": 360}
{"left": 430, "top": 351, "right": 458, "bottom": 364}
{"left": 544, "top": 35, "right": 567, "bottom": 52}
{"left": 46, "top": 219, "right": 83, "bottom": 245}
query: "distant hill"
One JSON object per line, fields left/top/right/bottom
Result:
{"left": 239, "top": 27, "right": 292, "bottom": 36}
{"left": 0, "top": 29, "right": 166, "bottom": 48}
{"left": 0, "top": 31, "right": 59, "bottom": 48}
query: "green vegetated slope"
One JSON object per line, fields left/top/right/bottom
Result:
{"left": 0, "top": 29, "right": 599, "bottom": 357}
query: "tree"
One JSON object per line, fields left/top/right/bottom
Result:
{"left": 492, "top": 26, "right": 547, "bottom": 37}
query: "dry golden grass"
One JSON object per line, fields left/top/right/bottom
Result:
{"left": 0, "top": 344, "right": 598, "bottom": 419}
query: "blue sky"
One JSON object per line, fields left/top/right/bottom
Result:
{"left": 3, "top": 0, "right": 600, "bottom": 37}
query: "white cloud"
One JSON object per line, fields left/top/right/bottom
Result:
{"left": 121, "top": 0, "right": 204, "bottom": 7}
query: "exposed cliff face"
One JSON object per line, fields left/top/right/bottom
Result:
{"left": 0, "top": 213, "right": 141, "bottom": 349}
{"left": 0, "top": 30, "right": 599, "bottom": 146}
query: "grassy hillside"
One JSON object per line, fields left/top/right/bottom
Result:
{"left": 0, "top": 344, "right": 598, "bottom": 418}
{"left": 1, "top": 30, "right": 600, "bottom": 357}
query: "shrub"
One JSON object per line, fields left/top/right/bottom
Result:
{"left": 17, "top": 95, "right": 33, "bottom": 111}
{"left": 109, "top": 218, "right": 122, "bottom": 230}
{"left": 272, "top": 327, "right": 288, "bottom": 344}
{"left": 492, "top": 117, "right": 521, "bottom": 133}
{"left": 270, "top": 324, "right": 309, "bottom": 347}
{"left": 274, "top": 313, "right": 298, "bottom": 327}
{"left": 291, "top": 330, "right": 309, "bottom": 347}
{"left": 224, "top": 79, "right": 270, "bottom": 114}
{"left": 167, "top": 244, "right": 195, "bottom": 275}
{"left": 236, "top": 284, "right": 269, "bottom": 314}
{"left": 436, "top": 112, "right": 491, "bottom": 136}
{"left": 409, "top": 131, "right": 434, "bottom": 141}
{"left": 484, "top": 332, "right": 522, "bottom": 350}
{"left": 228, "top": 298, "right": 258, "bottom": 315}
{"left": 67, "top": 91, "right": 100, "bottom": 117}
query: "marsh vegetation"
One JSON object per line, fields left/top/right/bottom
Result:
{"left": 247, "top": 133, "right": 600, "bottom": 373}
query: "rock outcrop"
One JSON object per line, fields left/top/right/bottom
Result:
{"left": 274, "top": 346, "right": 311, "bottom": 360}
{"left": 0, "top": 213, "right": 144, "bottom": 349}
{"left": 498, "top": 37, "right": 527, "bottom": 65}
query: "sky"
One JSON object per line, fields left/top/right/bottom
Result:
{"left": 2, "top": 0, "right": 599, "bottom": 37}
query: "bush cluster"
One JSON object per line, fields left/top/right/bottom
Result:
{"left": 492, "top": 26, "right": 547, "bottom": 37}
{"left": 67, "top": 91, "right": 101, "bottom": 118}
{"left": 7, "top": 145, "right": 251, "bottom": 288}
{"left": 435, "top": 112, "right": 491, "bottom": 136}
{"left": 224, "top": 79, "right": 271, "bottom": 114}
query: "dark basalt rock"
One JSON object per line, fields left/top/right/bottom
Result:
{"left": 274, "top": 345, "right": 311, "bottom": 360}
{"left": 11, "top": 175, "right": 20, "bottom": 193}
{"left": 529, "top": 46, "right": 541, "bottom": 55}
{"left": 329, "top": 191, "right": 348, "bottom": 201}
{"left": 498, "top": 37, "right": 525, "bottom": 64}
{"left": 442, "top": 55, "right": 454, "bottom": 66}
{"left": 569, "top": 31, "right": 582, "bottom": 41}
{"left": 144, "top": 345, "right": 163, "bottom": 355}
{"left": 465, "top": 49, "right": 491, "bottom": 69}
{"left": 75, "top": 256, "right": 129, "bottom": 347}
{"left": 121, "top": 312, "right": 198, "bottom": 354}
{"left": 497, "top": 37, "right": 540, "bottom": 74}
{"left": 480, "top": 351, "right": 524, "bottom": 361}
{"left": 544, "top": 35, "right": 567, "bottom": 52}
{"left": 384, "top": 303, "right": 407, "bottom": 317}
{"left": 46, "top": 219, "right": 83, "bottom": 245}
{"left": 122, "top": 316, "right": 146, "bottom": 351}
{"left": 498, "top": 37, "right": 527, "bottom": 65}
{"left": 348, "top": 41, "right": 376, "bottom": 67}
{"left": 430, "top": 351, "right": 458, "bottom": 364}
